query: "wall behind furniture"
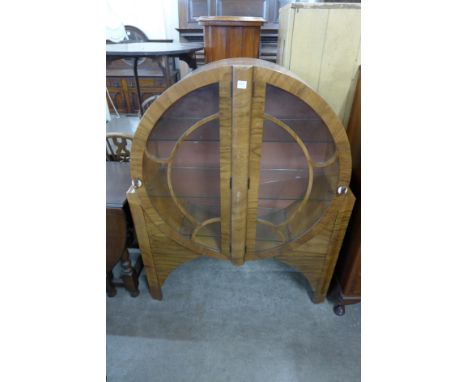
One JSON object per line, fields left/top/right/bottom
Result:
{"left": 107, "top": 0, "right": 179, "bottom": 42}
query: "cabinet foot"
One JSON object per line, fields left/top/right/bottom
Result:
{"left": 333, "top": 304, "right": 346, "bottom": 316}
{"left": 312, "top": 292, "right": 326, "bottom": 304}
{"left": 146, "top": 276, "right": 163, "bottom": 300}
{"left": 148, "top": 285, "right": 162, "bottom": 300}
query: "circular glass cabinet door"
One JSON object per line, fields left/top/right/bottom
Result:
{"left": 253, "top": 84, "right": 341, "bottom": 253}
{"left": 141, "top": 83, "right": 224, "bottom": 253}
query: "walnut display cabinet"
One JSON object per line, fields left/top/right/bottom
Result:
{"left": 128, "top": 58, "right": 355, "bottom": 303}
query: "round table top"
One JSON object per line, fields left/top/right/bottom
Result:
{"left": 106, "top": 42, "right": 204, "bottom": 57}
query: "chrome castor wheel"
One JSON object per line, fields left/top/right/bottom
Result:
{"left": 333, "top": 304, "right": 346, "bottom": 316}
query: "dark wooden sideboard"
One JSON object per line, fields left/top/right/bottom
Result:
{"left": 177, "top": 0, "right": 297, "bottom": 65}
{"left": 329, "top": 67, "right": 361, "bottom": 315}
{"left": 106, "top": 162, "right": 142, "bottom": 297}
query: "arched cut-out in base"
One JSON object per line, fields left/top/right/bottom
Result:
{"left": 128, "top": 187, "right": 355, "bottom": 304}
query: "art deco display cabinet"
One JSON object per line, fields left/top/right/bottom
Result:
{"left": 128, "top": 58, "right": 354, "bottom": 303}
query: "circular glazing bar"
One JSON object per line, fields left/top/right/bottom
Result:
{"left": 263, "top": 114, "right": 314, "bottom": 227}
{"left": 256, "top": 218, "right": 286, "bottom": 243}
{"left": 148, "top": 113, "right": 220, "bottom": 225}
{"left": 191, "top": 217, "right": 221, "bottom": 241}
{"left": 145, "top": 113, "right": 219, "bottom": 164}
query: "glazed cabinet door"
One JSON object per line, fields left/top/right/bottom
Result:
{"left": 243, "top": 66, "right": 350, "bottom": 260}
{"left": 223, "top": 64, "right": 349, "bottom": 263}
{"left": 133, "top": 67, "right": 233, "bottom": 258}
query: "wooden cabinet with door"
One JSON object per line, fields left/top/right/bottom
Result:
{"left": 198, "top": 16, "right": 265, "bottom": 63}
{"left": 277, "top": 2, "right": 360, "bottom": 127}
{"left": 177, "top": 0, "right": 295, "bottom": 64}
{"left": 127, "top": 58, "right": 354, "bottom": 303}
{"left": 330, "top": 67, "right": 361, "bottom": 315}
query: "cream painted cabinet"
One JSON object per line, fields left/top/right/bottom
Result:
{"left": 277, "top": 3, "right": 360, "bottom": 127}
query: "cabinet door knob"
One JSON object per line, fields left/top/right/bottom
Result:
{"left": 337, "top": 185, "right": 348, "bottom": 195}
{"left": 132, "top": 178, "right": 143, "bottom": 188}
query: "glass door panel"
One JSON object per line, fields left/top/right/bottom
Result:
{"left": 255, "top": 84, "right": 339, "bottom": 252}
{"left": 142, "top": 84, "right": 223, "bottom": 252}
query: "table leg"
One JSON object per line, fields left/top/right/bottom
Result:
{"left": 120, "top": 249, "right": 139, "bottom": 297}
{"left": 162, "top": 55, "right": 172, "bottom": 89}
{"left": 133, "top": 57, "right": 143, "bottom": 117}
{"left": 178, "top": 52, "right": 198, "bottom": 70}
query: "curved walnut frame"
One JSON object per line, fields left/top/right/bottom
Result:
{"left": 128, "top": 58, "right": 354, "bottom": 303}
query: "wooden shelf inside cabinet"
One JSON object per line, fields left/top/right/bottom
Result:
{"left": 128, "top": 58, "right": 354, "bottom": 305}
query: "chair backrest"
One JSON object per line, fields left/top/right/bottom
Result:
{"left": 124, "top": 25, "right": 148, "bottom": 42}
{"left": 106, "top": 133, "right": 133, "bottom": 162}
{"left": 141, "top": 95, "right": 159, "bottom": 114}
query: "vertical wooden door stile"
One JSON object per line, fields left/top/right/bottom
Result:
{"left": 230, "top": 65, "right": 254, "bottom": 265}
{"left": 219, "top": 67, "right": 233, "bottom": 258}
{"left": 245, "top": 70, "right": 266, "bottom": 256}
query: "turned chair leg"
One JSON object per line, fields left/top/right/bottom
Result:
{"left": 120, "top": 250, "right": 139, "bottom": 297}
{"left": 106, "top": 271, "right": 117, "bottom": 297}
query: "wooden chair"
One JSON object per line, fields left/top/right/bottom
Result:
{"left": 141, "top": 95, "right": 159, "bottom": 114}
{"left": 106, "top": 133, "right": 133, "bottom": 162}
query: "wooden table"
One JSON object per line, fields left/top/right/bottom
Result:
{"left": 106, "top": 161, "right": 141, "bottom": 297}
{"left": 106, "top": 42, "right": 204, "bottom": 116}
